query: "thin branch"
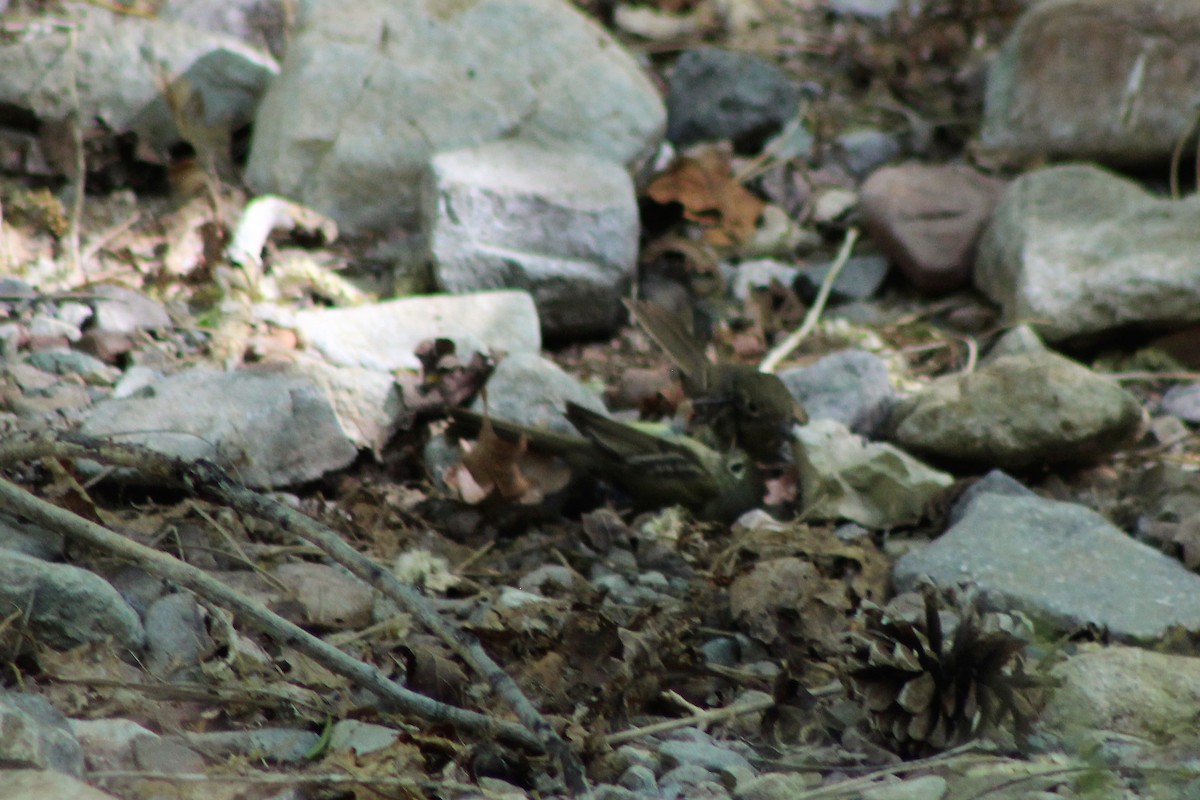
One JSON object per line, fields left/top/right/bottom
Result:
{"left": 0, "top": 430, "right": 585, "bottom": 792}
{"left": 0, "top": 474, "right": 540, "bottom": 752}
{"left": 760, "top": 227, "right": 860, "bottom": 373}
{"left": 82, "top": 210, "right": 141, "bottom": 264}
{"left": 1105, "top": 370, "right": 1200, "bottom": 382}
{"left": 91, "top": 770, "right": 479, "bottom": 793}
{"left": 605, "top": 696, "right": 774, "bottom": 746}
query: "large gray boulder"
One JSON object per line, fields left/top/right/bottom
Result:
{"left": 981, "top": 0, "right": 1200, "bottom": 164}
{"left": 245, "top": 0, "right": 665, "bottom": 233}
{"left": 975, "top": 164, "right": 1200, "bottom": 343}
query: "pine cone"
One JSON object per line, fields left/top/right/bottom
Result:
{"left": 840, "top": 583, "right": 1047, "bottom": 756}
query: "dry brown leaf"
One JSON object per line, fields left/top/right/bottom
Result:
{"left": 41, "top": 457, "right": 101, "bottom": 524}
{"left": 459, "top": 415, "right": 534, "bottom": 501}
{"left": 399, "top": 639, "right": 468, "bottom": 706}
{"left": 645, "top": 148, "right": 765, "bottom": 247}
{"left": 324, "top": 738, "right": 426, "bottom": 796}
{"left": 449, "top": 409, "right": 573, "bottom": 506}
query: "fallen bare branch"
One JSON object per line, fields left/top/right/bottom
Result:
{"left": 0, "top": 429, "right": 587, "bottom": 791}
{"left": 0, "top": 472, "right": 540, "bottom": 753}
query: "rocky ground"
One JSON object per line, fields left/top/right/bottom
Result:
{"left": 4, "top": 0, "right": 1200, "bottom": 798}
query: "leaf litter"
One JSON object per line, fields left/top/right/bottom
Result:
{"left": 0, "top": 0, "right": 1166, "bottom": 797}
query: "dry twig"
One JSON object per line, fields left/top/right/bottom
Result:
{"left": 0, "top": 473, "right": 538, "bottom": 750}
{"left": 0, "top": 431, "right": 587, "bottom": 791}
{"left": 760, "top": 227, "right": 860, "bottom": 373}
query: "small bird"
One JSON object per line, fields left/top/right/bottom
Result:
{"left": 448, "top": 402, "right": 764, "bottom": 523}
{"left": 624, "top": 299, "right": 805, "bottom": 463}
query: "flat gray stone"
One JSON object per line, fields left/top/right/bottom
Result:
{"left": 424, "top": 141, "right": 638, "bottom": 337}
{"left": 1161, "top": 383, "right": 1200, "bottom": 423}
{"left": 292, "top": 355, "right": 406, "bottom": 454}
{"left": 795, "top": 255, "right": 890, "bottom": 303}
{"left": 829, "top": 0, "right": 900, "bottom": 18}
{"left": 976, "top": 164, "right": 1200, "bottom": 343}
{"left": 0, "top": 510, "right": 65, "bottom": 560}
{"left": 780, "top": 349, "right": 894, "bottom": 436}
{"left": 887, "top": 350, "right": 1146, "bottom": 469}
{"left": 245, "top": 0, "right": 663, "bottom": 233}
{"left": 895, "top": 492, "right": 1200, "bottom": 641}
{"left": 143, "top": 593, "right": 212, "bottom": 679}
{"left": 89, "top": 285, "right": 172, "bottom": 334}
{"left": 659, "top": 738, "right": 754, "bottom": 776}
{"left": 862, "top": 776, "right": 948, "bottom": 800}
{"left": 271, "top": 562, "right": 374, "bottom": 629}
{"left": 0, "top": 691, "right": 84, "bottom": 776}
{"left": 81, "top": 366, "right": 358, "bottom": 488}
{"left": 328, "top": 720, "right": 401, "bottom": 756}
{"left": 0, "top": 551, "right": 144, "bottom": 651}
{"left": 835, "top": 128, "right": 903, "bottom": 178}
{"left": 666, "top": 48, "right": 798, "bottom": 152}
{"left": 292, "top": 291, "right": 541, "bottom": 372}
{"left": 26, "top": 350, "right": 119, "bottom": 386}
{"left": 70, "top": 718, "right": 159, "bottom": 772}
{"left": 471, "top": 351, "right": 608, "bottom": 434}
{"left": 173, "top": 727, "right": 319, "bottom": 764}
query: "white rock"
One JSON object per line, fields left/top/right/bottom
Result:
{"left": 292, "top": 290, "right": 541, "bottom": 372}
{"left": 425, "top": 140, "right": 638, "bottom": 336}
{"left": 471, "top": 351, "right": 608, "bottom": 433}
{"left": 794, "top": 419, "right": 952, "bottom": 528}
{"left": 291, "top": 354, "right": 405, "bottom": 453}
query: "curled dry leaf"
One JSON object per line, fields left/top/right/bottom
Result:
{"left": 459, "top": 414, "right": 534, "bottom": 501}
{"left": 448, "top": 420, "right": 573, "bottom": 507}
{"left": 645, "top": 147, "right": 766, "bottom": 247}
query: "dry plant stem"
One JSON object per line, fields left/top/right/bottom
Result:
{"left": 0, "top": 431, "right": 585, "bottom": 792}
{"left": 91, "top": 771, "right": 479, "bottom": 793}
{"left": 606, "top": 680, "right": 843, "bottom": 746}
{"left": 0, "top": 475, "right": 540, "bottom": 753}
{"left": 605, "top": 695, "right": 775, "bottom": 746}
{"left": 1106, "top": 371, "right": 1200, "bottom": 382}
{"left": 760, "top": 227, "right": 860, "bottom": 373}
{"left": 65, "top": 25, "right": 86, "bottom": 279}
{"left": 83, "top": 211, "right": 141, "bottom": 264}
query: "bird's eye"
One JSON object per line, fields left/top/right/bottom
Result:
{"left": 741, "top": 396, "right": 760, "bottom": 416}
{"left": 728, "top": 460, "right": 746, "bottom": 476}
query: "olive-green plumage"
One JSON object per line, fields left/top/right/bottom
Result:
{"left": 449, "top": 402, "right": 764, "bottom": 523}
{"left": 624, "top": 299, "right": 805, "bottom": 463}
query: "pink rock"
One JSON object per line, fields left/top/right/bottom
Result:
{"left": 860, "top": 163, "right": 1006, "bottom": 295}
